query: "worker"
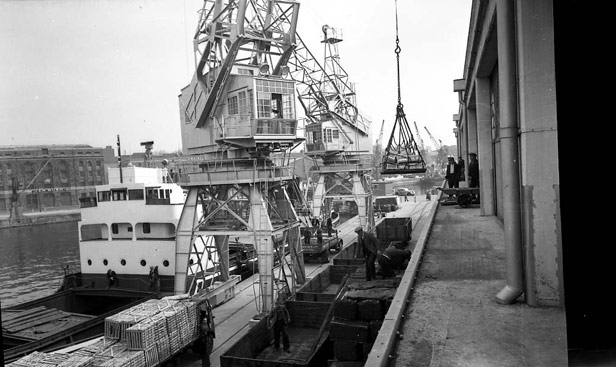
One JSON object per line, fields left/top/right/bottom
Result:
{"left": 316, "top": 227, "right": 323, "bottom": 245}
{"left": 270, "top": 294, "right": 291, "bottom": 352}
{"left": 303, "top": 227, "right": 311, "bottom": 245}
{"left": 377, "top": 244, "right": 412, "bottom": 278}
{"left": 106, "top": 269, "right": 117, "bottom": 288}
{"left": 326, "top": 216, "right": 333, "bottom": 237}
{"left": 197, "top": 301, "right": 216, "bottom": 367}
{"left": 148, "top": 265, "right": 159, "bottom": 292}
{"left": 354, "top": 226, "right": 379, "bottom": 281}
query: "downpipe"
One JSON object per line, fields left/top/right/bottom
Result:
{"left": 495, "top": 0, "right": 524, "bottom": 304}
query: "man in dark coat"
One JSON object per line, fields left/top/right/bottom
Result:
{"left": 355, "top": 226, "right": 379, "bottom": 281}
{"left": 445, "top": 156, "right": 460, "bottom": 189}
{"left": 271, "top": 295, "right": 291, "bottom": 352}
{"left": 303, "top": 228, "right": 311, "bottom": 245}
{"left": 197, "top": 301, "right": 216, "bottom": 367}
{"left": 468, "top": 152, "right": 480, "bottom": 188}
{"left": 378, "top": 244, "right": 412, "bottom": 278}
{"left": 326, "top": 216, "right": 333, "bottom": 237}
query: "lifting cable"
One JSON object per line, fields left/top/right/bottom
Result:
{"left": 381, "top": 0, "right": 426, "bottom": 175}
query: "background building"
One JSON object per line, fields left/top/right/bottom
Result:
{"left": 0, "top": 145, "right": 113, "bottom": 213}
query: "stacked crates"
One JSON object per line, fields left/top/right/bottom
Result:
{"left": 7, "top": 297, "right": 202, "bottom": 367}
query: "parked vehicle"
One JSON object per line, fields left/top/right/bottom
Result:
{"left": 394, "top": 188, "right": 415, "bottom": 196}
{"left": 373, "top": 195, "right": 401, "bottom": 213}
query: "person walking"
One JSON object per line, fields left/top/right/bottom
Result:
{"left": 326, "top": 216, "right": 333, "bottom": 237}
{"left": 271, "top": 295, "right": 291, "bottom": 352}
{"left": 354, "top": 226, "right": 379, "bottom": 281}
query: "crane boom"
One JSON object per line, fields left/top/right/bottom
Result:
{"left": 424, "top": 126, "right": 441, "bottom": 150}
{"left": 413, "top": 121, "right": 425, "bottom": 151}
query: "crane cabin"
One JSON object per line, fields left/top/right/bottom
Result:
{"left": 179, "top": 64, "right": 302, "bottom": 160}
{"left": 304, "top": 117, "right": 372, "bottom": 158}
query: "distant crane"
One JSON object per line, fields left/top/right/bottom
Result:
{"left": 424, "top": 126, "right": 446, "bottom": 168}
{"left": 413, "top": 121, "right": 426, "bottom": 157}
{"left": 9, "top": 156, "right": 52, "bottom": 220}
{"left": 377, "top": 119, "right": 385, "bottom": 151}
{"left": 372, "top": 119, "right": 386, "bottom": 180}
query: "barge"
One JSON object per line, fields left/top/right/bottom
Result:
{"left": 2, "top": 166, "right": 242, "bottom": 364}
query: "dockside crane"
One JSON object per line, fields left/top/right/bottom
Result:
{"left": 286, "top": 24, "right": 374, "bottom": 230}
{"left": 175, "top": 0, "right": 304, "bottom": 313}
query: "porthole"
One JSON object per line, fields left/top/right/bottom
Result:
{"left": 140, "top": 259, "right": 147, "bottom": 267}
{"left": 189, "top": 259, "right": 194, "bottom": 265}
{"left": 103, "top": 259, "right": 108, "bottom": 266}
{"left": 163, "top": 260, "right": 170, "bottom": 267}
{"left": 87, "top": 259, "right": 92, "bottom": 266}
{"left": 121, "top": 259, "right": 126, "bottom": 266}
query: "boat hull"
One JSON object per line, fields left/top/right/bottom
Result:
{"left": 2, "top": 288, "right": 156, "bottom": 364}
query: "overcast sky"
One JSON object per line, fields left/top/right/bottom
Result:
{"left": 0, "top": 0, "right": 471, "bottom": 154}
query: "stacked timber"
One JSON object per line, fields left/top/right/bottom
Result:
{"left": 327, "top": 269, "right": 400, "bottom": 366}
{"left": 6, "top": 297, "right": 200, "bottom": 367}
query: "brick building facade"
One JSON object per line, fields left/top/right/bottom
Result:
{"left": 0, "top": 145, "right": 114, "bottom": 213}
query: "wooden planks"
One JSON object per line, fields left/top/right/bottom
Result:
{"left": 2, "top": 306, "right": 93, "bottom": 334}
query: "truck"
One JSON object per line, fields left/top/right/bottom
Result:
{"left": 373, "top": 195, "right": 401, "bottom": 213}
{"left": 302, "top": 227, "right": 343, "bottom": 263}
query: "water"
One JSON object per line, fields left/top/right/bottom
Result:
{"left": 0, "top": 221, "right": 81, "bottom": 308}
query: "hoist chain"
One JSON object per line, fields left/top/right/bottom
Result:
{"left": 394, "top": 0, "right": 403, "bottom": 108}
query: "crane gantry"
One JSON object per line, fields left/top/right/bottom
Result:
{"left": 175, "top": 0, "right": 305, "bottom": 314}
{"left": 288, "top": 24, "right": 374, "bottom": 231}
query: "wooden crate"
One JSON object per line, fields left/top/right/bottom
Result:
{"left": 117, "top": 350, "right": 145, "bottom": 367}
{"left": 126, "top": 321, "right": 157, "bottom": 351}
{"left": 144, "top": 346, "right": 159, "bottom": 367}
{"left": 156, "top": 338, "right": 171, "bottom": 362}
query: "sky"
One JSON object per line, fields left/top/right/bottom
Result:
{"left": 0, "top": 0, "right": 471, "bottom": 155}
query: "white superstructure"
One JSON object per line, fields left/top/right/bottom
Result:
{"left": 78, "top": 166, "right": 185, "bottom": 291}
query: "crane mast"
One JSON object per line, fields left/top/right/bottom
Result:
{"left": 175, "top": 0, "right": 305, "bottom": 314}
{"left": 287, "top": 24, "right": 374, "bottom": 231}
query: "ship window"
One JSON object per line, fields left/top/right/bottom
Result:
{"left": 87, "top": 259, "right": 92, "bottom": 266}
{"left": 143, "top": 223, "right": 151, "bottom": 233}
{"left": 98, "top": 191, "right": 111, "bottom": 202}
{"left": 103, "top": 259, "right": 108, "bottom": 266}
{"left": 129, "top": 189, "right": 144, "bottom": 200}
{"left": 140, "top": 259, "right": 147, "bottom": 267}
{"left": 121, "top": 259, "right": 126, "bottom": 266}
{"left": 112, "top": 189, "right": 127, "bottom": 201}
{"left": 163, "top": 260, "right": 170, "bottom": 267}
{"left": 112, "top": 223, "right": 119, "bottom": 234}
